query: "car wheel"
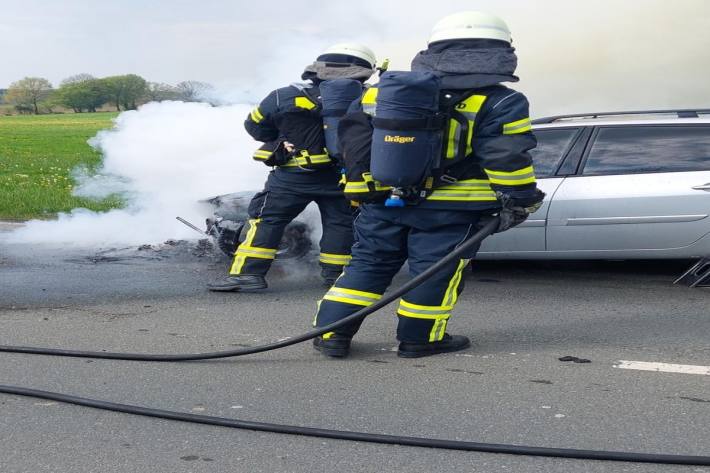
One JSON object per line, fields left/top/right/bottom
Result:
{"left": 213, "top": 219, "right": 312, "bottom": 260}
{"left": 215, "top": 222, "right": 244, "bottom": 257}
{"left": 276, "top": 221, "right": 312, "bottom": 259}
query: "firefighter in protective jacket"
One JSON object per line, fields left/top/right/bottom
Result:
{"left": 312, "top": 12, "right": 545, "bottom": 358}
{"left": 208, "top": 44, "right": 378, "bottom": 292}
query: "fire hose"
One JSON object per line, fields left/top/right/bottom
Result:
{"left": 1, "top": 216, "right": 709, "bottom": 466}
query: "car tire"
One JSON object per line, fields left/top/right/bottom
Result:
{"left": 214, "top": 220, "right": 312, "bottom": 260}
{"left": 276, "top": 221, "right": 312, "bottom": 259}
{"left": 216, "top": 222, "right": 244, "bottom": 257}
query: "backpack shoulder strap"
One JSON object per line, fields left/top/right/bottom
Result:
{"left": 435, "top": 89, "right": 487, "bottom": 180}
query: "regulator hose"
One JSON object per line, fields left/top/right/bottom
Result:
{"left": 1, "top": 385, "right": 709, "bottom": 466}
{"left": 0, "top": 218, "right": 500, "bottom": 361}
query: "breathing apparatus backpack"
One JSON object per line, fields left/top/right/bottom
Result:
{"left": 339, "top": 70, "right": 473, "bottom": 205}
{"left": 319, "top": 79, "right": 364, "bottom": 164}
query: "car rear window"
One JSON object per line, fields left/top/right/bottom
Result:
{"left": 582, "top": 125, "right": 710, "bottom": 175}
{"left": 529, "top": 128, "right": 579, "bottom": 177}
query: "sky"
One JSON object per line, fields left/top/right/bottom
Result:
{"left": 1, "top": 0, "right": 709, "bottom": 116}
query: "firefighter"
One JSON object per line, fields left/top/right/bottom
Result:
{"left": 208, "top": 44, "right": 378, "bottom": 292}
{"left": 312, "top": 12, "right": 545, "bottom": 358}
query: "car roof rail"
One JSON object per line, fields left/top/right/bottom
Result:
{"left": 532, "top": 109, "right": 710, "bottom": 124}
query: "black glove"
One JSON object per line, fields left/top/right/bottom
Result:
{"left": 495, "top": 189, "right": 545, "bottom": 233}
{"left": 253, "top": 140, "right": 291, "bottom": 167}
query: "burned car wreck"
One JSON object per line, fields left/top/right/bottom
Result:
{"left": 192, "top": 192, "right": 313, "bottom": 260}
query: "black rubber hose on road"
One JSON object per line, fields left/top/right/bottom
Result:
{"left": 1, "top": 385, "right": 709, "bottom": 466}
{"left": 0, "top": 218, "right": 500, "bottom": 361}
{"left": 2, "top": 216, "right": 710, "bottom": 465}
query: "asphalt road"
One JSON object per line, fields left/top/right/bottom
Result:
{"left": 1, "top": 238, "right": 709, "bottom": 473}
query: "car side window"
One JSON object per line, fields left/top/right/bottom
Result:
{"left": 582, "top": 125, "right": 710, "bottom": 175}
{"left": 529, "top": 129, "right": 579, "bottom": 177}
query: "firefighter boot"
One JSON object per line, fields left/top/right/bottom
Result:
{"left": 321, "top": 267, "right": 343, "bottom": 287}
{"left": 313, "top": 333, "right": 352, "bottom": 358}
{"left": 207, "top": 274, "right": 267, "bottom": 292}
{"left": 397, "top": 334, "right": 470, "bottom": 358}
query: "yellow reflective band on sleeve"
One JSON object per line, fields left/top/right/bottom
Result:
{"left": 322, "top": 331, "right": 335, "bottom": 340}
{"left": 319, "top": 253, "right": 352, "bottom": 266}
{"left": 502, "top": 117, "right": 532, "bottom": 135}
{"left": 294, "top": 96, "right": 316, "bottom": 110}
{"left": 484, "top": 165, "right": 537, "bottom": 185}
{"left": 252, "top": 150, "right": 273, "bottom": 161}
{"left": 230, "top": 218, "right": 262, "bottom": 274}
{"left": 323, "top": 287, "right": 382, "bottom": 307}
{"left": 250, "top": 107, "right": 264, "bottom": 123}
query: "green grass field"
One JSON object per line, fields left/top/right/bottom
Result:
{"left": 0, "top": 112, "right": 123, "bottom": 220}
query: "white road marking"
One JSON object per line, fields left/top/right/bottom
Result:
{"left": 614, "top": 360, "right": 710, "bottom": 376}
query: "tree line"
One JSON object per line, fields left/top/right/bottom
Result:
{"left": 1, "top": 74, "right": 214, "bottom": 114}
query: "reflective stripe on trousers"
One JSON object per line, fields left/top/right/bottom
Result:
{"left": 229, "top": 219, "right": 277, "bottom": 274}
{"left": 396, "top": 259, "right": 468, "bottom": 342}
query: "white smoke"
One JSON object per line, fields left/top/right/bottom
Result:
{"left": 4, "top": 0, "right": 708, "bottom": 248}
{"left": 5, "top": 101, "right": 269, "bottom": 246}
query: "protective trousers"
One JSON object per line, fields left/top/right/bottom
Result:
{"left": 229, "top": 168, "right": 354, "bottom": 279}
{"left": 314, "top": 204, "right": 482, "bottom": 343}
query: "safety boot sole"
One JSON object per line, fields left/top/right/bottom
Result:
{"left": 207, "top": 283, "right": 267, "bottom": 292}
{"left": 207, "top": 276, "right": 267, "bottom": 292}
{"left": 313, "top": 337, "right": 351, "bottom": 358}
{"left": 397, "top": 335, "right": 471, "bottom": 358}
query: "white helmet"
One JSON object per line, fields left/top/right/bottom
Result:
{"left": 321, "top": 43, "right": 377, "bottom": 69}
{"left": 428, "top": 11, "right": 512, "bottom": 44}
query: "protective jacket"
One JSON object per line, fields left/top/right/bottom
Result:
{"left": 231, "top": 82, "right": 353, "bottom": 281}
{"left": 245, "top": 83, "right": 333, "bottom": 170}
{"left": 345, "top": 84, "right": 537, "bottom": 211}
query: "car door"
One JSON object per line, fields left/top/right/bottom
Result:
{"left": 478, "top": 127, "right": 584, "bottom": 257}
{"left": 546, "top": 124, "right": 710, "bottom": 255}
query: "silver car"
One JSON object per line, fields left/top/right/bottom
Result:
{"left": 478, "top": 109, "right": 710, "bottom": 260}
